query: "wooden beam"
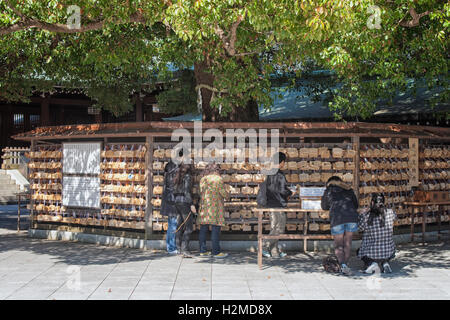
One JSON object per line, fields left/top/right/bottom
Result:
{"left": 14, "top": 131, "right": 449, "bottom": 142}
{"left": 31, "top": 97, "right": 94, "bottom": 106}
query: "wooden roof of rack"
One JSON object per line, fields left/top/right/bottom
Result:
{"left": 12, "top": 121, "right": 450, "bottom": 141}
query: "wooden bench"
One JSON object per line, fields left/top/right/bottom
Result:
{"left": 252, "top": 207, "right": 332, "bottom": 269}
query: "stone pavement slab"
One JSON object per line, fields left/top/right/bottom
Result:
{"left": 0, "top": 212, "right": 449, "bottom": 300}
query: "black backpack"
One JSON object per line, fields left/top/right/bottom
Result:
{"left": 322, "top": 255, "right": 341, "bottom": 273}
{"left": 256, "top": 178, "right": 267, "bottom": 207}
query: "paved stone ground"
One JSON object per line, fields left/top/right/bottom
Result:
{"left": 1, "top": 205, "right": 449, "bottom": 300}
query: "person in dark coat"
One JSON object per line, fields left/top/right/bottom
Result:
{"left": 160, "top": 160, "right": 179, "bottom": 254}
{"left": 262, "top": 152, "right": 293, "bottom": 258}
{"left": 172, "top": 163, "right": 197, "bottom": 257}
{"left": 321, "top": 176, "right": 359, "bottom": 275}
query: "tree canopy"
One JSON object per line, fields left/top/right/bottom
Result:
{"left": 0, "top": 0, "right": 448, "bottom": 120}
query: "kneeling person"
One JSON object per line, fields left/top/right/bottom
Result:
{"left": 358, "top": 193, "right": 396, "bottom": 274}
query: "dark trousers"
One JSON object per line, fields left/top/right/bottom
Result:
{"left": 360, "top": 252, "right": 395, "bottom": 270}
{"left": 175, "top": 204, "right": 194, "bottom": 253}
{"left": 199, "top": 224, "right": 221, "bottom": 255}
{"left": 361, "top": 256, "right": 393, "bottom": 267}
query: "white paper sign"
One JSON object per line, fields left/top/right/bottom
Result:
{"left": 299, "top": 187, "right": 326, "bottom": 197}
{"left": 63, "top": 142, "right": 101, "bottom": 174}
{"left": 301, "top": 200, "right": 322, "bottom": 210}
{"left": 63, "top": 176, "right": 100, "bottom": 208}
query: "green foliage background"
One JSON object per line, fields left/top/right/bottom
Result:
{"left": 0, "top": 0, "right": 448, "bottom": 119}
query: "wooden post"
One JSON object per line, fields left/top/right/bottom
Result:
{"left": 422, "top": 209, "right": 426, "bottom": 245}
{"left": 58, "top": 107, "right": 65, "bottom": 125}
{"left": 258, "top": 210, "right": 262, "bottom": 270}
{"left": 303, "top": 212, "right": 308, "bottom": 252}
{"left": 95, "top": 111, "right": 102, "bottom": 124}
{"left": 103, "top": 138, "right": 108, "bottom": 231}
{"left": 437, "top": 206, "right": 442, "bottom": 240}
{"left": 24, "top": 112, "right": 31, "bottom": 132}
{"left": 136, "top": 95, "right": 143, "bottom": 122}
{"left": 40, "top": 96, "right": 50, "bottom": 126}
{"left": 144, "top": 135, "right": 153, "bottom": 247}
{"left": 411, "top": 207, "right": 418, "bottom": 242}
{"left": 17, "top": 193, "right": 21, "bottom": 232}
{"left": 6, "top": 106, "right": 12, "bottom": 146}
{"left": 408, "top": 138, "right": 419, "bottom": 188}
{"left": 352, "top": 136, "right": 360, "bottom": 201}
{"left": 29, "top": 140, "right": 35, "bottom": 229}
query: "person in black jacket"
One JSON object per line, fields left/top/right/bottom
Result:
{"left": 262, "top": 152, "right": 293, "bottom": 258}
{"left": 160, "top": 160, "right": 180, "bottom": 254}
{"left": 161, "top": 160, "right": 197, "bottom": 256}
{"left": 321, "top": 176, "right": 359, "bottom": 275}
{"left": 172, "top": 163, "right": 197, "bottom": 257}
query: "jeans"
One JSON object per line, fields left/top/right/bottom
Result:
{"left": 166, "top": 216, "right": 178, "bottom": 253}
{"left": 199, "top": 224, "right": 221, "bottom": 255}
{"left": 263, "top": 211, "right": 286, "bottom": 257}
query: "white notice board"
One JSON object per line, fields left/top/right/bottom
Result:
{"left": 299, "top": 187, "right": 326, "bottom": 197}
{"left": 299, "top": 187, "right": 326, "bottom": 210}
{"left": 63, "top": 142, "right": 101, "bottom": 174}
{"left": 62, "top": 176, "right": 100, "bottom": 208}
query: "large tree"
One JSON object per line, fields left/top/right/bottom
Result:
{"left": 0, "top": 0, "right": 448, "bottom": 121}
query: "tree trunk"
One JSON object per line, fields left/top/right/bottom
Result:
{"left": 194, "top": 60, "right": 216, "bottom": 121}
{"left": 193, "top": 60, "right": 259, "bottom": 122}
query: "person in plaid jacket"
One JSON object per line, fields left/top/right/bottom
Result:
{"left": 358, "top": 193, "right": 397, "bottom": 274}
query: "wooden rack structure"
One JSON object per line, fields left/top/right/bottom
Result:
{"left": 12, "top": 121, "right": 450, "bottom": 242}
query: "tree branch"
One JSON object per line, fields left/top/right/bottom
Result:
{"left": 214, "top": 10, "right": 250, "bottom": 57}
{"left": 233, "top": 51, "right": 259, "bottom": 57}
{"left": 227, "top": 14, "right": 245, "bottom": 56}
{"left": 0, "top": 11, "right": 146, "bottom": 35}
{"left": 195, "top": 84, "right": 228, "bottom": 93}
{"left": 399, "top": 7, "right": 430, "bottom": 27}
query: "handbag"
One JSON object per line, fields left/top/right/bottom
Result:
{"left": 323, "top": 255, "right": 341, "bottom": 273}
{"left": 256, "top": 178, "right": 267, "bottom": 207}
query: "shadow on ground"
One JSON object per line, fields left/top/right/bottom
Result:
{"left": 187, "top": 239, "right": 450, "bottom": 279}
{"left": 1, "top": 205, "right": 449, "bottom": 278}
{"left": 1, "top": 229, "right": 449, "bottom": 280}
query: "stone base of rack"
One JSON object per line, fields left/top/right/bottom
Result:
{"left": 28, "top": 228, "right": 449, "bottom": 252}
